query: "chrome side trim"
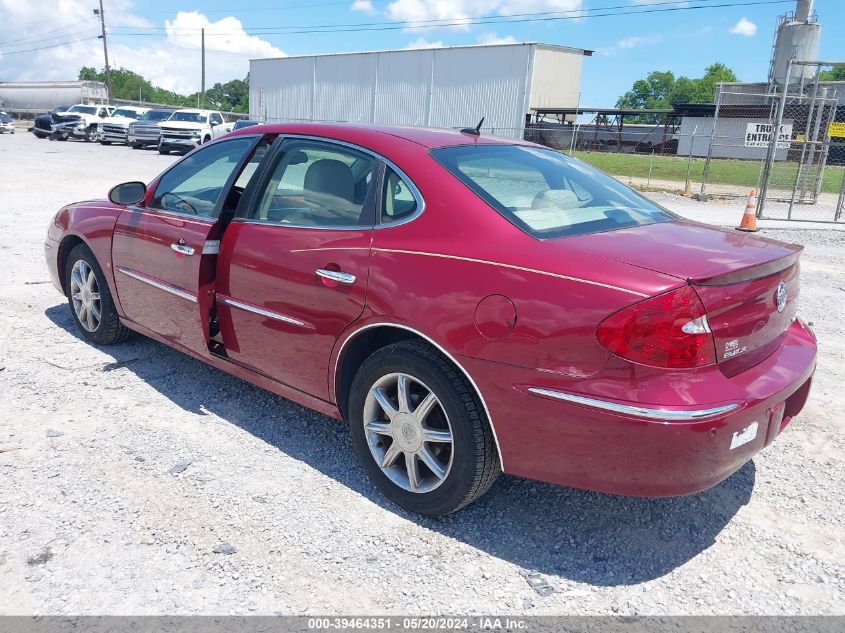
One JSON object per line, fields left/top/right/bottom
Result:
{"left": 373, "top": 248, "right": 649, "bottom": 298}
{"left": 116, "top": 267, "right": 197, "bottom": 303}
{"left": 219, "top": 296, "right": 313, "bottom": 329}
{"left": 286, "top": 246, "right": 647, "bottom": 297}
{"left": 527, "top": 387, "right": 740, "bottom": 421}
{"left": 333, "top": 322, "right": 505, "bottom": 470}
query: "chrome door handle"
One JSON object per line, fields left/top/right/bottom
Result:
{"left": 170, "top": 243, "right": 195, "bottom": 256}
{"left": 316, "top": 269, "right": 356, "bottom": 284}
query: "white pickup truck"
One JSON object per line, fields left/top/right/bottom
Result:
{"left": 51, "top": 104, "right": 114, "bottom": 141}
{"left": 157, "top": 109, "right": 234, "bottom": 154}
{"left": 97, "top": 105, "right": 150, "bottom": 144}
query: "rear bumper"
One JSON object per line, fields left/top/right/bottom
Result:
{"left": 464, "top": 318, "right": 817, "bottom": 496}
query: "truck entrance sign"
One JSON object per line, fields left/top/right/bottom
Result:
{"left": 744, "top": 122, "right": 793, "bottom": 149}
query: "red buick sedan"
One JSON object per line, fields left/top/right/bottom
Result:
{"left": 44, "top": 124, "right": 816, "bottom": 515}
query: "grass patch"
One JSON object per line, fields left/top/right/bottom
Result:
{"left": 573, "top": 151, "right": 845, "bottom": 195}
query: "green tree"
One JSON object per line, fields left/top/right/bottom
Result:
{"left": 78, "top": 67, "right": 249, "bottom": 112}
{"left": 615, "top": 63, "right": 738, "bottom": 122}
{"left": 819, "top": 66, "right": 845, "bottom": 81}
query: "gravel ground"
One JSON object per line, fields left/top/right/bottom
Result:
{"left": 0, "top": 132, "right": 843, "bottom": 616}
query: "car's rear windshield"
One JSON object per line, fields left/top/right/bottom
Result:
{"left": 431, "top": 144, "right": 675, "bottom": 239}
{"left": 112, "top": 108, "right": 141, "bottom": 119}
{"left": 170, "top": 112, "right": 205, "bottom": 123}
{"left": 143, "top": 110, "right": 173, "bottom": 121}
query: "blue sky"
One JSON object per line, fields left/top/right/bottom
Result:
{"left": 1, "top": 1, "right": 843, "bottom": 106}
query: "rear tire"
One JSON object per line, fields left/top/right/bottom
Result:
{"left": 349, "top": 341, "right": 500, "bottom": 516}
{"left": 100, "top": 140, "right": 111, "bottom": 145}
{"left": 64, "top": 244, "right": 133, "bottom": 345}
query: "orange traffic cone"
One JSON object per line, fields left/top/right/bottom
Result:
{"left": 736, "top": 189, "right": 758, "bottom": 232}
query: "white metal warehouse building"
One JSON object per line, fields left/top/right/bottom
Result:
{"left": 249, "top": 43, "right": 591, "bottom": 139}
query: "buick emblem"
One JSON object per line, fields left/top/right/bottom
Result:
{"left": 776, "top": 281, "right": 788, "bottom": 313}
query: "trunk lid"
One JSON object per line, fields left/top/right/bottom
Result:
{"left": 562, "top": 219, "right": 803, "bottom": 374}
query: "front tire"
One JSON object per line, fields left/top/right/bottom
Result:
{"left": 349, "top": 341, "right": 500, "bottom": 516}
{"left": 158, "top": 147, "right": 169, "bottom": 155}
{"left": 85, "top": 126, "right": 98, "bottom": 142}
{"left": 100, "top": 140, "right": 111, "bottom": 145}
{"left": 64, "top": 244, "right": 133, "bottom": 345}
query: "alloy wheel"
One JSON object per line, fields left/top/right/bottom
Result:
{"left": 69, "top": 259, "right": 101, "bottom": 332}
{"left": 363, "top": 372, "right": 454, "bottom": 494}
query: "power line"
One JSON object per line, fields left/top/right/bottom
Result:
{"left": 134, "top": 0, "right": 354, "bottom": 15}
{"left": 0, "top": 36, "right": 100, "bottom": 56}
{"left": 111, "top": 0, "right": 792, "bottom": 37}
{"left": 114, "top": 0, "right": 725, "bottom": 32}
{"left": 0, "top": 18, "right": 97, "bottom": 47}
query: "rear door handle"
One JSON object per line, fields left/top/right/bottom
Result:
{"left": 316, "top": 269, "right": 356, "bottom": 285}
{"left": 170, "top": 243, "right": 195, "bottom": 256}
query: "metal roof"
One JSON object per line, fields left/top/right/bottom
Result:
{"left": 252, "top": 42, "right": 593, "bottom": 63}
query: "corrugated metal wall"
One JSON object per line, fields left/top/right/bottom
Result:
{"left": 250, "top": 44, "right": 584, "bottom": 139}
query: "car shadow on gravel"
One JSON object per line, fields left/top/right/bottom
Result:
{"left": 46, "top": 304, "right": 755, "bottom": 586}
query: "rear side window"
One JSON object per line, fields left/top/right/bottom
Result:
{"left": 432, "top": 145, "right": 675, "bottom": 239}
{"left": 381, "top": 167, "right": 418, "bottom": 223}
{"left": 251, "top": 139, "right": 375, "bottom": 227}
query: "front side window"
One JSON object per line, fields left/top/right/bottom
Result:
{"left": 381, "top": 167, "right": 418, "bottom": 224}
{"left": 211, "top": 113, "right": 224, "bottom": 125}
{"left": 150, "top": 137, "right": 257, "bottom": 218}
{"left": 251, "top": 139, "right": 375, "bottom": 227}
{"left": 432, "top": 145, "right": 675, "bottom": 239}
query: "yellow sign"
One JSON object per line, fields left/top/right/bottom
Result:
{"left": 829, "top": 122, "right": 845, "bottom": 138}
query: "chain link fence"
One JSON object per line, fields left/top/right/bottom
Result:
{"left": 756, "top": 62, "right": 845, "bottom": 223}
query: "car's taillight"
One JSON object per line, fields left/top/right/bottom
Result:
{"left": 596, "top": 285, "right": 716, "bottom": 369}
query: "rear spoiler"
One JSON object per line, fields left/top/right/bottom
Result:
{"left": 690, "top": 248, "right": 803, "bottom": 286}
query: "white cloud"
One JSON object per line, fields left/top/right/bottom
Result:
{"left": 351, "top": 0, "right": 377, "bottom": 14}
{"left": 405, "top": 38, "right": 444, "bottom": 49}
{"left": 730, "top": 17, "right": 757, "bottom": 37}
{"left": 0, "top": 2, "right": 285, "bottom": 95}
{"left": 477, "top": 33, "right": 519, "bottom": 45}
{"left": 386, "top": 0, "right": 583, "bottom": 30}
{"left": 598, "top": 33, "right": 662, "bottom": 55}
{"left": 165, "top": 12, "right": 284, "bottom": 58}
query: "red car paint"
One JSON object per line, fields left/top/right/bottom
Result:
{"left": 45, "top": 123, "right": 817, "bottom": 497}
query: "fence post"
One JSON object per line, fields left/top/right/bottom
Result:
{"left": 648, "top": 150, "right": 655, "bottom": 187}
{"left": 684, "top": 125, "right": 698, "bottom": 196}
{"left": 758, "top": 60, "right": 792, "bottom": 219}
{"left": 701, "top": 85, "right": 723, "bottom": 195}
{"left": 788, "top": 68, "right": 820, "bottom": 218}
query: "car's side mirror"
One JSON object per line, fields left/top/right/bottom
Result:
{"left": 109, "top": 181, "right": 147, "bottom": 206}
{"left": 210, "top": 120, "right": 220, "bottom": 127}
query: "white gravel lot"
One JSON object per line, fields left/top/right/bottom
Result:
{"left": 0, "top": 131, "right": 843, "bottom": 616}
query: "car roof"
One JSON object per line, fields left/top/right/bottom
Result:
{"left": 229, "top": 122, "right": 535, "bottom": 150}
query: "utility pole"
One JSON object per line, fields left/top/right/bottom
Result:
{"left": 201, "top": 28, "right": 206, "bottom": 109}
{"left": 94, "top": 0, "right": 112, "bottom": 100}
